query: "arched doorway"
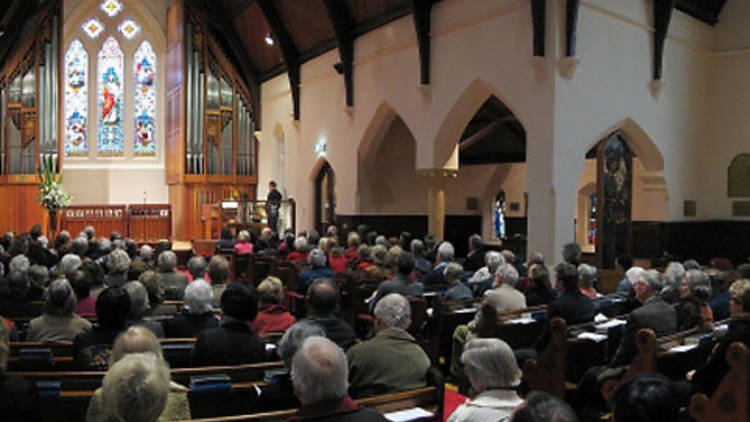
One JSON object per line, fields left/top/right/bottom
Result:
{"left": 314, "top": 161, "right": 335, "bottom": 235}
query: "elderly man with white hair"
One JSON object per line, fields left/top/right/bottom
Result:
{"left": 447, "top": 338, "right": 522, "bottom": 422}
{"left": 346, "top": 293, "right": 430, "bottom": 396}
{"left": 424, "top": 241, "right": 456, "bottom": 287}
{"left": 483, "top": 263, "right": 526, "bottom": 313}
{"left": 610, "top": 267, "right": 676, "bottom": 367}
{"left": 467, "top": 251, "right": 505, "bottom": 296}
{"left": 291, "top": 336, "right": 389, "bottom": 421}
{"left": 165, "top": 280, "right": 219, "bottom": 338}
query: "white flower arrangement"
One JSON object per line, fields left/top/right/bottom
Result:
{"left": 37, "top": 157, "right": 71, "bottom": 212}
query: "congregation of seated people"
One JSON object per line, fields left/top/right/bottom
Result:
{"left": 0, "top": 222, "right": 748, "bottom": 422}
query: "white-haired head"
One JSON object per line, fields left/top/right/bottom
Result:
{"left": 184, "top": 280, "right": 214, "bottom": 314}
{"left": 291, "top": 336, "right": 349, "bottom": 405}
{"left": 494, "top": 263, "right": 519, "bottom": 288}
{"left": 484, "top": 251, "right": 505, "bottom": 273}
{"left": 8, "top": 255, "right": 29, "bottom": 274}
{"left": 577, "top": 264, "right": 597, "bottom": 288}
{"left": 437, "top": 241, "right": 455, "bottom": 262}
{"left": 100, "top": 353, "right": 170, "bottom": 422}
{"left": 308, "top": 248, "right": 327, "bottom": 268}
{"left": 374, "top": 293, "right": 411, "bottom": 330}
{"left": 461, "top": 338, "right": 521, "bottom": 392}
{"left": 60, "top": 253, "right": 83, "bottom": 277}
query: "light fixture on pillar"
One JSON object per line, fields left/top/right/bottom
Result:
{"left": 264, "top": 33, "right": 274, "bottom": 46}
{"left": 314, "top": 137, "right": 327, "bottom": 158}
{"left": 333, "top": 62, "right": 344, "bottom": 74}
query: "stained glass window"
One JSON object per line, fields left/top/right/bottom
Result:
{"left": 118, "top": 18, "right": 140, "bottom": 40}
{"left": 82, "top": 17, "right": 104, "bottom": 39}
{"left": 64, "top": 39, "right": 88, "bottom": 157}
{"left": 133, "top": 41, "right": 156, "bottom": 156}
{"left": 100, "top": 0, "right": 123, "bottom": 17}
{"left": 97, "top": 37, "right": 124, "bottom": 156}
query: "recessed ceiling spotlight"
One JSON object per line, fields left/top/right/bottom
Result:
{"left": 264, "top": 33, "right": 274, "bottom": 46}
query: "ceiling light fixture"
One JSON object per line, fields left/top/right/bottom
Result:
{"left": 264, "top": 33, "right": 274, "bottom": 46}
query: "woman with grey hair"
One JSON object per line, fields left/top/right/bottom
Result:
{"left": 363, "top": 244, "right": 389, "bottom": 279}
{"left": 105, "top": 249, "right": 131, "bottom": 287}
{"left": 447, "top": 338, "right": 523, "bottom": 422}
{"left": 164, "top": 280, "right": 219, "bottom": 338}
{"left": 123, "top": 281, "right": 164, "bottom": 338}
{"left": 27, "top": 279, "right": 92, "bottom": 342}
{"left": 257, "top": 321, "right": 326, "bottom": 411}
{"left": 578, "top": 263, "right": 601, "bottom": 298}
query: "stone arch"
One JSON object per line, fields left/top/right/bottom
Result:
{"left": 357, "top": 101, "right": 415, "bottom": 165}
{"left": 310, "top": 157, "right": 331, "bottom": 182}
{"left": 432, "top": 78, "right": 529, "bottom": 169}
{"left": 356, "top": 102, "right": 420, "bottom": 214}
{"left": 586, "top": 118, "right": 665, "bottom": 173}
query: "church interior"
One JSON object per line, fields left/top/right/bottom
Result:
{"left": 0, "top": 0, "right": 748, "bottom": 421}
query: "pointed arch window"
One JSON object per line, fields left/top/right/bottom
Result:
{"left": 97, "top": 36, "right": 124, "bottom": 156}
{"left": 64, "top": 39, "right": 88, "bottom": 156}
{"left": 133, "top": 40, "right": 156, "bottom": 156}
{"left": 63, "top": 1, "right": 158, "bottom": 158}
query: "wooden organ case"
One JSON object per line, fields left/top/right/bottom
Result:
{"left": 166, "top": 0, "right": 258, "bottom": 241}
{"left": 0, "top": 3, "right": 61, "bottom": 234}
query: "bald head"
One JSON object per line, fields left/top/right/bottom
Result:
{"left": 307, "top": 279, "right": 339, "bottom": 317}
{"left": 111, "top": 326, "right": 161, "bottom": 364}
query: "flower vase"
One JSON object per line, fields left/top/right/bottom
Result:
{"left": 48, "top": 210, "right": 58, "bottom": 237}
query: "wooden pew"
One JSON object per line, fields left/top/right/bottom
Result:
{"left": 523, "top": 317, "right": 567, "bottom": 398}
{"left": 689, "top": 342, "right": 748, "bottom": 422}
{"left": 171, "top": 386, "right": 442, "bottom": 422}
{"left": 601, "top": 328, "right": 657, "bottom": 400}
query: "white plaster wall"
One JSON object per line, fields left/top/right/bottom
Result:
{"left": 258, "top": 0, "right": 748, "bottom": 263}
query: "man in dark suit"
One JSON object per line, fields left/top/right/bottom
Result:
{"left": 191, "top": 283, "right": 266, "bottom": 366}
{"left": 266, "top": 181, "right": 283, "bottom": 232}
{"left": 610, "top": 269, "right": 677, "bottom": 367}
{"left": 548, "top": 262, "right": 595, "bottom": 325}
{"left": 463, "top": 234, "right": 486, "bottom": 273}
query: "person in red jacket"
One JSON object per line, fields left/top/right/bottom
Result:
{"left": 250, "top": 276, "right": 295, "bottom": 334}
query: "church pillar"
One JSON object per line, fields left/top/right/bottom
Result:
{"left": 419, "top": 169, "right": 457, "bottom": 241}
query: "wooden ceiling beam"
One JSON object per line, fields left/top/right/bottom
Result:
{"left": 653, "top": 0, "right": 675, "bottom": 81}
{"left": 322, "top": 0, "right": 355, "bottom": 108}
{"left": 410, "top": 0, "right": 432, "bottom": 85}
{"left": 565, "top": 0, "right": 579, "bottom": 57}
{"left": 459, "top": 116, "right": 518, "bottom": 152}
{"left": 229, "top": 0, "right": 257, "bottom": 21}
{"left": 257, "top": 0, "right": 301, "bottom": 121}
{"left": 185, "top": 0, "right": 262, "bottom": 128}
{"left": 0, "top": 0, "right": 44, "bottom": 70}
{"left": 531, "top": 0, "right": 546, "bottom": 57}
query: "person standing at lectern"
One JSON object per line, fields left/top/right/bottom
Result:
{"left": 267, "top": 181, "right": 282, "bottom": 233}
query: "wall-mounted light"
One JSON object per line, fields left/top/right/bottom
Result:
{"left": 314, "top": 137, "right": 327, "bottom": 158}
{"left": 264, "top": 33, "right": 274, "bottom": 46}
